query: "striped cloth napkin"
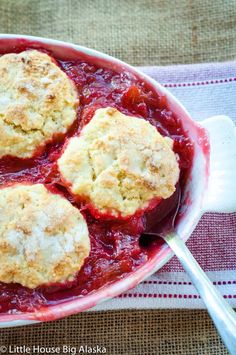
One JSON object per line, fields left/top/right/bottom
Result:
{"left": 93, "top": 61, "right": 236, "bottom": 310}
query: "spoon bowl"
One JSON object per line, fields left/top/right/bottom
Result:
{"left": 144, "top": 184, "right": 181, "bottom": 238}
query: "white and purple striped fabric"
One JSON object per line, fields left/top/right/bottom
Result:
{"left": 93, "top": 61, "right": 236, "bottom": 310}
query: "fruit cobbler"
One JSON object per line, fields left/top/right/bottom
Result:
{"left": 0, "top": 48, "right": 193, "bottom": 314}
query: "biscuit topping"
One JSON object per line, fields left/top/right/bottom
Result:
{"left": 58, "top": 107, "right": 180, "bottom": 218}
{"left": 0, "top": 183, "right": 90, "bottom": 288}
{"left": 0, "top": 50, "right": 78, "bottom": 158}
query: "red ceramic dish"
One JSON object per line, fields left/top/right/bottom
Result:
{"left": 0, "top": 35, "right": 235, "bottom": 327}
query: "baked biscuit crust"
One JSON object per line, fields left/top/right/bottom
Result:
{"left": 0, "top": 183, "right": 90, "bottom": 288}
{"left": 0, "top": 50, "right": 78, "bottom": 158}
{"left": 58, "top": 107, "right": 180, "bottom": 218}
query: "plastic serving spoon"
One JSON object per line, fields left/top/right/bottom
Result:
{"left": 142, "top": 186, "right": 236, "bottom": 355}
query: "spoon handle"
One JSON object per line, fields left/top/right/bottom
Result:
{"left": 165, "top": 232, "right": 236, "bottom": 355}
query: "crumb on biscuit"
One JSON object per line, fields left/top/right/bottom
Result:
{"left": 0, "top": 50, "right": 78, "bottom": 158}
{"left": 58, "top": 107, "right": 180, "bottom": 218}
{"left": 0, "top": 183, "right": 90, "bottom": 288}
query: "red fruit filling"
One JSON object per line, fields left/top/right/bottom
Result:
{"left": 0, "top": 48, "right": 194, "bottom": 314}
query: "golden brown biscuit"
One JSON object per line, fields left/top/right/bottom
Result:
{"left": 0, "top": 50, "right": 78, "bottom": 158}
{"left": 0, "top": 183, "right": 90, "bottom": 288}
{"left": 58, "top": 107, "right": 180, "bottom": 218}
